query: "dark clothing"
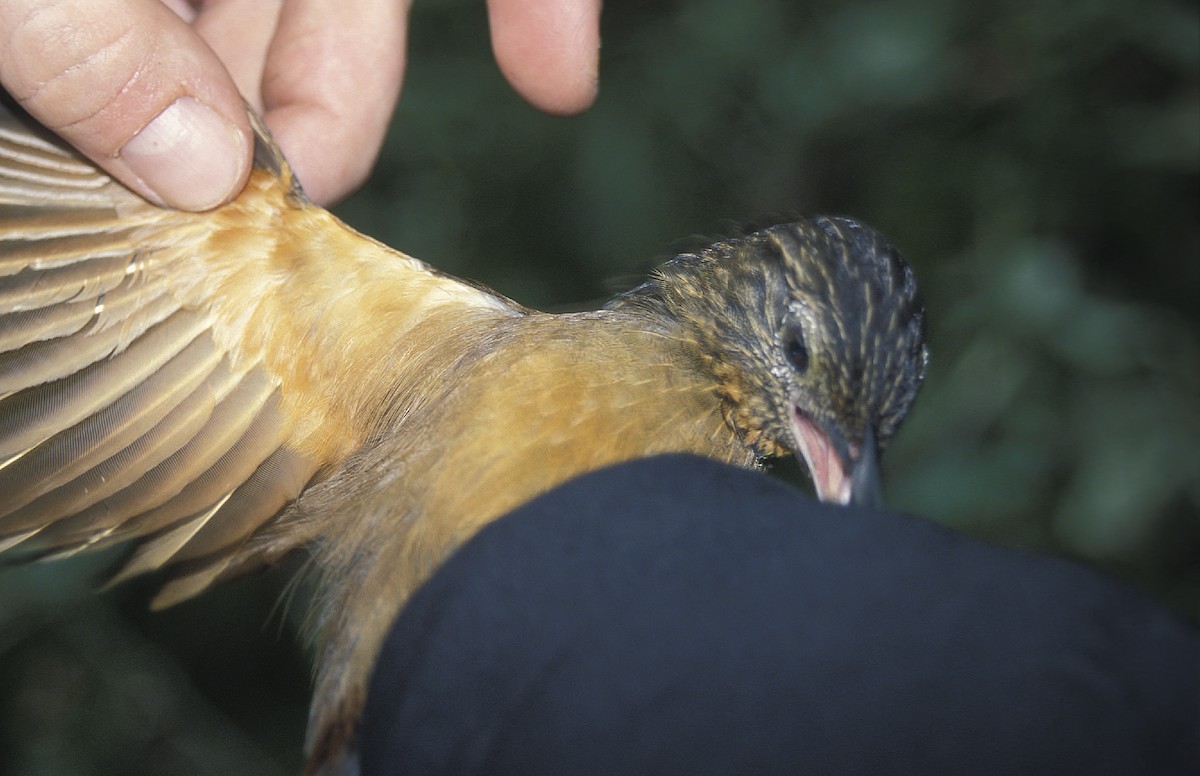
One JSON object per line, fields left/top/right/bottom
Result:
{"left": 361, "top": 454, "right": 1199, "bottom": 775}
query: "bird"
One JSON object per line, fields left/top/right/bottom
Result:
{"left": 0, "top": 96, "right": 928, "bottom": 775}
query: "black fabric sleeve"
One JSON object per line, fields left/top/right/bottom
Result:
{"left": 360, "top": 454, "right": 1199, "bottom": 776}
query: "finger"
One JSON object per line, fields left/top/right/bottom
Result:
{"left": 259, "top": 0, "right": 410, "bottom": 206}
{"left": 487, "top": 0, "right": 601, "bottom": 115}
{"left": 0, "top": 0, "right": 253, "bottom": 211}
{"left": 190, "top": 0, "right": 285, "bottom": 111}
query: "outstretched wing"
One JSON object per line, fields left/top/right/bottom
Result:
{"left": 0, "top": 98, "right": 513, "bottom": 606}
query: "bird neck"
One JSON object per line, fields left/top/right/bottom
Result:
{"left": 609, "top": 256, "right": 791, "bottom": 459}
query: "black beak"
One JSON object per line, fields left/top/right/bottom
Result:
{"left": 848, "top": 425, "right": 882, "bottom": 508}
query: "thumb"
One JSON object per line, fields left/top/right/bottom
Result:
{"left": 0, "top": 0, "right": 252, "bottom": 211}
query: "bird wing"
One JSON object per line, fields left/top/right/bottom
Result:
{"left": 0, "top": 98, "right": 515, "bottom": 606}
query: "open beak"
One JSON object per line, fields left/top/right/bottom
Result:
{"left": 789, "top": 409, "right": 882, "bottom": 508}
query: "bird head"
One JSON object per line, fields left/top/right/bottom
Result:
{"left": 617, "top": 216, "right": 928, "bottom": 507}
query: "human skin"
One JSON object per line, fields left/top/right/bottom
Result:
{"left": 0, "top": 0, "right": 602, "bottom": 209}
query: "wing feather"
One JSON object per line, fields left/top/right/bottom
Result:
{"left": 0, "top": 332, "right": 222, "bottom": 515}
{"left": 0, "top": 253, "right": 132, "bottom": 311}
{"left": 0, "top": 290, "right": 184, "bottom": 390}
{"left": 0, "top": 308, "right": 209, "bottom": 454}
{"left": 28, "top": 363, "right": 277, "bottom": 546}
{"left": 0, "top": 356, "right": 240, "bottom": 539}
{"left": 0, "top": 95, "right": 516, "bottom": 602}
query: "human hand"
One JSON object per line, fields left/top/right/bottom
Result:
{"left": 0, "top": 0, "right": 601, "bottom": 210}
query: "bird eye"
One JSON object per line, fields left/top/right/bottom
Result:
{"left": 784, "top": 328, "right": 809, "bottom": 373}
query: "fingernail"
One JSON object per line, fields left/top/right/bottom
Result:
{"left": 120, "top": 97, "right": 247, "bottom": 211}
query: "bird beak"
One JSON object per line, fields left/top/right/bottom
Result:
{"left": 847, "top": 426, "right": 882, "bottom": 508}
{"left": 789, "top": 409, "right": 882, "bottom": 508}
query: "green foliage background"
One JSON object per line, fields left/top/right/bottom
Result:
{"left": 1, "top": 0, "right": 1196, "bottom": 772}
